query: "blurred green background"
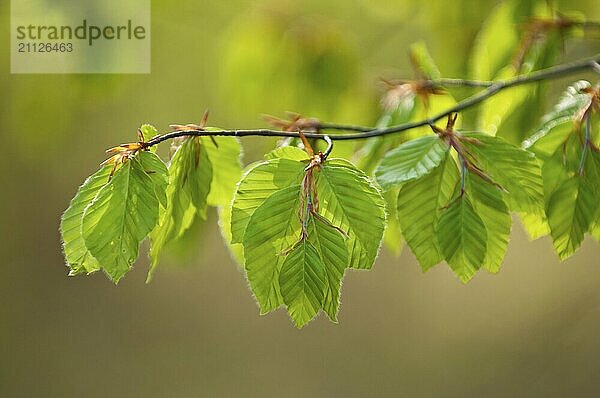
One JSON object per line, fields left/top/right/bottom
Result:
{"left": 2, "top": 0, "right": 600, "bottom": 396}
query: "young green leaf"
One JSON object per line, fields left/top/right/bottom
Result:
{"left": 437, "top": 196, "right": 488, "bottom": 283}
{"left": 396, "top": 153, "right": 459, "bottom": 271}
{"left": 230, "top": 158, "right": 306, "bottom": 244}
{"left": 307, "top": 215, "right": 348, "bottom": 322}
{"left": 243, "top": 185, "right": 303, "bottom": 314}
{"left": 201, "top": 134, "right": 242, "bottom": 206}
{"left": 316, "top": 162, "right": 386, "bottom": 270}
{"left": 279, "top": 239, "right": 327, "bottom": 329}
{"left": 82, "top": 152, "right": 168, "bottom": 283}
{"left": 60, "top": 165, "right": 112, "bottom": 276}
{"left": 148, "top": 138, "right": 212, "bottom": 278}
{"left": 375, "top": 135, "right": 449, "bottom": 191}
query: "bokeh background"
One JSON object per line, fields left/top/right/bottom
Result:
{"left": 2, "top": 0, "right": 600, "bottom": 396}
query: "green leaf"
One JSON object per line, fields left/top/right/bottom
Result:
{"left": 316, "top": 161, "right": 386, "bottom": 269}
{"left": 396, "top": 153, "right": 459, "bottom": 271}
{"left": 243, "top": 185, "right": 303, "bottom": 314}
{"left": 375, "top": 135, "right": 449, "bottom": 191}
{"left": 382, "top": 190, "right": 403, "bottom": 256}
{"left": 437, "top": 196, "right": 487, "bottom": 283}
{"left": 307, "top": 215, "right": 348, "bottom": 322}
{"left": 60, "top": 165, "right": 112, "bottom": 276}
{"left": 137, "top": 150, "right": 169, "bottom": 207}
{"left": 218, "top": 205, "right": 244, "bottom": 267}
{"left": 201, "top": 133, "right": 242, "bottom": 206}
{"left": 148, "top": 138, "right": 212, "bottom": 277}
{"left": 265, "top": 146, "right": 310, "bottom": 161}
{"left": 523, "top": 81, "right": 593, "bottom": 156}
{"left": 82, "top": 153, "right": 167, "bottom": 283}
{"left": 467, "top": 175, "right": 511, "bottom": 273}
{"left": 462, "top": 133, "right": 544, "bottom": 217}
{"left": 547, "top": 177, "right": 598, "bottom": 259}
{"left": 231, "top": 158, "right": 305, "bottom": 244}
{"left": 279, "top": 239, "right": 327, "bottom": 329}
{"left": 470, "top": 0, "right": 519, "bottom": 81}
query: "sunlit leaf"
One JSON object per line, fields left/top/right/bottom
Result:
{"left": 437, "top": 195, "right": 487, "bottom": 283}
{"left": 60, "top": 165, "right": 112, "bottom": 275}
{"left": 82, "top": 152, "right": 167, "bottom": 283}
{"left": 375, "top": 135, "right": 449, "bottom": 191}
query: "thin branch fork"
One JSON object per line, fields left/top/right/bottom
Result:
{"left": 141, "top": 54, "right": 600, "bottom": 149}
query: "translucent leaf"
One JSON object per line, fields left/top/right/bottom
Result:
{"left": 148, "top": 138, "right": 212, "bottom": 278}
{"left": 316, "top": 162, "right": 386, "bottom": 269}
{"left": 279, "top": 239, "right": 326, "bottom": 329}
{"left": 374, "top": 135, "right": 449, "bottom": 191}
{"left": 230, "top": 158, "right": 305, "bottom": 244}
{"left": 60, "top": 165, "right": 112, "bottom": 275}
{"left": 397, "top": 153, "right": 459, "bottom": 271}
{"left": 243, "top": 185, "right": 303, "bottom": 314}
{"left": 82, "top": 153, "right": 167, "bottom": 283}
{"left": 467, "top": 175, "right": 511, "bottom": 273}
{"left": 410, "top": 41, "right": 441, "bottom": 80}
{"left": 382, "top": 190, "right": 403, "bottom": 256}
{"left": 139, "top": 124, "right": 159, "bottom": 153}
{"left": 437, "top": 196, "right": 487, "bottom": 283}
{"left": 201, "top": 133, "right": 242, "bottom": 206}
{"left": 307, "top": 215, "right": 348, "bottom": 322}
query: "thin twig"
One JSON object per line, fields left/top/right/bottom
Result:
{"left": 143, "top": 54, "right": 600, "bottom": 148}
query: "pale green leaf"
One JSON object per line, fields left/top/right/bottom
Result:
{"left": 375, "top": 135, "right": 449, "bottom": 191}
{"left": 243, "top": 185, "right": 303, "bottom": 314}
{"left": 316, "top": 162, "right": 386, "bottom": 270}
{"left": 148, "top": 138, "right": 212, "bottom": 277}
{"left": 139, "top": 124, "right": 159, "bottom": 153}
{"left": 137, "top": 150, "right": 169, "bottom": 207}
{"left": 279, "top": 239, "right": 326, "bottom": 329}
{"left": 82, "top": 155, "right": 165, "bottom": 283}
{"left": 201, "top": 134, "right": 242, "bottom": 206}
{"left": 437, "top": 196, "right": 487, "bottom": 283}
{"left": 60, "top": 165, "right": 112, "bottom": 275}
{"left": 307, "top": 215, "right": 348, "bottom": 322}
{"left": 231, "top": 158, "right": 305, "bottom": 244}
{"left": 397, "top": 153, "right": 459, "bottom": 270}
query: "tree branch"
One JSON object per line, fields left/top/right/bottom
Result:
{"left": 143, "top": 54, "right": 600, "bottom": 148}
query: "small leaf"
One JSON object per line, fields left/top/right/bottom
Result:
{"left": 437, "top": 196, "right": 487, "bottom": 283}
{"left": 375, "top": 135, "right": 449, "bottom": 191}
{"left": 279, "top": 239, "right": 326, "bottom": 329}
{"left": 60, "top": 165, "right": 112, "bottom": 275}
{"left": 82, "top": 153, "right": 166, "bottom": 283}
{"left": 265, "top": 146, "right": 310, "bottom": 161}
{"left": 307, "top": 215, "right": 348, "bottom": 322}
